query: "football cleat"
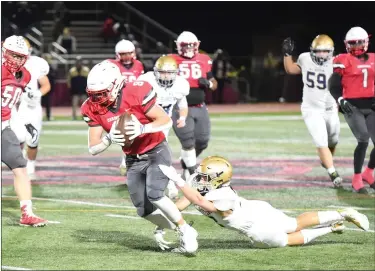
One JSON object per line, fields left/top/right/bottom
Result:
{"left": 352, "top": 174, "right": 367, "bottom": 194}
{"left": 19, "top": 213, "right": 48, "bottom": 227}
{"left": 362, "top": 170, "right": 375, "bottom": 189}
{"left": 339, "top": 208, "right": 369, "bottom": 231}
{"left": 329, "top": 171, "right": 343, "bottom": 188}
{"left": 174, "top": 223, "right": 198, "bottom": 254}
{"left": 331, "top": 221, "right": 345, "bottom": 234}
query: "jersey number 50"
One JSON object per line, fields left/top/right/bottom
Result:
{"left": 179, "top": 63, "right": 202, "bottom": 79}
{"left": 306, "top": 71, "right": 327, "bottom": 90}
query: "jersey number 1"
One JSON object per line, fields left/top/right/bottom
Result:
{"left": 362, "top": 69, "right": 368, "bottom": 88}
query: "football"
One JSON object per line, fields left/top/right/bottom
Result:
{"left": 115, "top": 112, "right": 134, "bottom": 147}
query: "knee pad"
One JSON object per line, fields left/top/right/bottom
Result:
{"left": 181, "top": 137, "right": 195, "bottom": 150}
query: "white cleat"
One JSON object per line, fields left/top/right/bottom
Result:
{"left": 331, "top": 221, "right": 345, "bottom": 234}
{"left": 119, "top": 164, "right": 127, "bottom": 176}
{"left": 173, "top": 223, "right": 198, "bottom": 254}
{"left": 167, "top": 181, "right": 179, "bottom": 200}
{"left": 339, "top": 208, "right": 370, "bottom": 231}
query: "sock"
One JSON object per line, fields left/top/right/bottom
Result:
{"left": 181, "top": 149, "right": 196, "bottom": 168}
{"left": 144, "top": 209, "right": 177, "bottom": 230}
{"left": 20, "top": 200, "right": 33, "bottom": 215}
{"left": 368, "top": 147, "right": 375, "bottom": 169}
{"left": 121, "top": 154, "right": 126, "bottom": 166}
{"left": 300, "top": 227, "right": 332, "bottom": 244}
{"left": 151, "top": 196, "right": 182, "bottom": 223}
{"left": 317, "top": 211, "right": 343, "bottom": 225}
{"left": 354, "top": 142, "right": 368, "bottom": 174}
{"left": 327, "top": 167, "right": 336, "bottom": 175}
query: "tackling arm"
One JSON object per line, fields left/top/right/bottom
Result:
{"left": 175, "top": 196, "right": 192, "bottom": 212}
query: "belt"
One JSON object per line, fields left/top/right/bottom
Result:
{"left": 188, "top": 103, "right": 204, "bottom": 108}
{"left": 127, "top": 153, "right": 149, "bottom": 160}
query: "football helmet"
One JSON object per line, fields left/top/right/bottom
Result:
{"left": 23, "top": 37, "right": 33, "bottom": 55}
{"left": 153, "top": 55, "right": 178, "bottom": 88}
{"left": 344, "top": 27, "right": 370, "bottom": 56}
{"left": 175, "top": 31, "right": 200, "bottom": 58}
{"left": 2, "top": 35, "right": 29, "bottom": 73}
{"left": 86, "top": 60, "right": 125, "bottom": 114}
{"left": 115, "top": 39, "right": 136, "bottom": 64}
{"left": 191, "top": 156, "right": 233, "bottom": 195}
{"left": 310, "top": 34, "right": 334, "bottom": 65}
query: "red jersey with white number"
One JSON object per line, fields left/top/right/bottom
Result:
{"left": 333, "top": 53, "right": 375, "bottom": 99}
{"left": 169, "top": 53, "right": 213, "bottom": 105}
{"left": 1, "top": 66, "right": 31, "bottom": 121}
{"left": 81, "top": 80, "right": 165, "bottom": 155}
{"left": 107, "top": 59, "right": 144, "bottom": 84}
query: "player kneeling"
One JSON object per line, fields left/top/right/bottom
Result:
{"left": 159, "top": 156, "right": 370, "bottom": 248}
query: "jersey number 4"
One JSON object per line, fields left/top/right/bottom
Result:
{"left": 179, "top": 63, "right": 202, "bottom": 79}
{"left": 306, "top": 71, "right": 326, "bottom": 90}
{"left": 1, "top": 86, "right": 22, "bottom": 108}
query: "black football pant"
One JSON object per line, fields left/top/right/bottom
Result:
{"left": 343, "top": 108, "right": 375, "bottom": 173}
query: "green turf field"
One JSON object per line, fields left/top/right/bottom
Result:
{"left": 2, "top": 113, "right": 375, "bottom": 270}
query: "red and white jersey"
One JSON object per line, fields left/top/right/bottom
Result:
{"left": 107, "top": 59, "right": 144, "bottom": 84}
{"left": 333, "top": 53, "right": 375, "bottom": 99}
{"left": 81, "top": 80, "right": 165, "bottom": 155}
{"left": 1, "top": 66, "right": 31, "bottom": 121}
{"left": 169, "top": 53, "right": 213, "bottom": 88}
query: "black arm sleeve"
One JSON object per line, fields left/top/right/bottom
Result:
{"left": 328, "top": 72, "right": 343, "bottom": 101}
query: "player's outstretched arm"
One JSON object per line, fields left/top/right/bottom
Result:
{"left": 175, "top": 196, "right": 191, "bottom": 212}
{"left": 159, "top": 165, "right": 217, "bottom": 213}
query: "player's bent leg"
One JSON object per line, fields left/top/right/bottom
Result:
{"left": 362, "top": 111, "right": 375, "bottom": 188}
{"left": 1, "top": 127, "right": 47, "bottom": 227}
{"left": 194, "top": 105, "right": 211, "bottom": 158}
{"left": 246, "top": 224, "right": 289, "bottom": 248}
{"left": 344, "top": 108, "right": 370, "bottom": 193}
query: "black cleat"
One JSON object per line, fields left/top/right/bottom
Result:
{"left": 329, "top": 171, "right": 343, "bottom": 188}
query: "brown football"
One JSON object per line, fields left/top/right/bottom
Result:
{"left": 115, "top": 112, "right": 134, "bottom": 147}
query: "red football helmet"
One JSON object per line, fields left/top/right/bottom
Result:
{"left": 344, "top": 27, "right": 370, "bottom": 56}
{"left": 2, "top": 35, "right": 29, "bottom": 73}
{"left": 86, "top": 60, "right": 125, "bottom": 114}
{"left": 175, "top": 31, "right": 200, "bottom": 58}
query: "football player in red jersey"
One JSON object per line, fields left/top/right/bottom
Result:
{"left": 111, "top": 39, "right": 145, "bottom": 176}
{"left": 329, "top": 26, "right": 375, "bottom": 193}
{"left": 169, "top": 31, "right": 218, "bottom": 180}
{"left": 81, "top": 60, "right": 198, "bottom": 253}
{"left": 1, "top": 35, "right": 48, "bottom": 227}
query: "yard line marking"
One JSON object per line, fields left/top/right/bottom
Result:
{"left": 1, "top": 266, "right": 32, "bottom": 271}
{"left": 48, "top": 220, "right": 61, "bottom": 224}
{"left": 105, "top": 214, "right": 141, "bottom": 219}
{"left": 327, "top": 205, "right": 375, "bottom": 211}
{"left": 347, "top": 228, "right": 375, "bottom": 233}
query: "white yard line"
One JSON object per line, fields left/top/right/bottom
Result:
{"left": 1, "top": 266, "right": 32, "bottom": 271}
{"left": 105, "top": 214, "right": 142, "bottom": 219}
{"left": 346, "top": 228, "right": 375, "bottom": 233}
{"left": 327, "top": 205, "right": 375, "bottom": 211}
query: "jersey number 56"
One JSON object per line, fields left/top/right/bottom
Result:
{"left": 179, "top": 63, "right": 202, "bottom": 79}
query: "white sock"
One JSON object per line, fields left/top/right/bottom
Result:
{"left": 20, "top": 200, "right": 33, "bottom": 214}
{"left": 151, "top": 196, "right": 182, "bottom": 223}
{"left": 318, "top": 211, "right": 343, "bottom": 225}
{"left": 301, "top": 227, "right": 332, "bottom": 244}
{"left": 144, "top": 209, "right": 177, "bottom": 230}
{"left": 327, "top": 167, "right": 336, "bottom": 174}
{"left": 181, "top": 149, "right": 196, "bottom": 168}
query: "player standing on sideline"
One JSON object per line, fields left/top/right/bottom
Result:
{"left": 282, "top": 35, "right": 342, "bottom": 187}
{"left": 81, "top": 60, "right": 198, "bottom": 254}
{"left": 137, "top": 55, "right": 190, "bottom": 199}
{"left": 9, "top": 38, "right": 51, "bottom": 179}
{"left": 159, "top": 156, "right": 369, "bottom": 249}
{"left": 110, "top": 39, "right": 145, "bottom": 176}
{"left": 170, "top": 31, "right": 218, "bottom": 180}
{"left": 329, "top": 26, "right": 375, "bottom": 194}
{"left": 1, "top": 35, "right": 48, "bottom": 226}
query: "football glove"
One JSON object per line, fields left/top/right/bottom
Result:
{"left": 154, "top": 227, "right": 172, "bottom": 251}
{"left": 198, "top": 77, "right": 211, "bottom": 89}
{"left": 338, "top": 97, "right": 354, "bottom": 116}
{"left": 282, "top": 37, "right": 295, "bottom": 57}
{"left": 105, "top": 121, "right": 125, "bottom": 146}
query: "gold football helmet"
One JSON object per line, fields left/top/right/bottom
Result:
{"left": 23, "top": 37, "right": 32, "bottom": 55}
{"left": 310, "top": 34, "right": 334, "bottom": 65}
{"left": 153, "top": 55, "right": 178, "bottom": 88}
{"left": 192, "top": 156, "right": 233, "bottom": 195}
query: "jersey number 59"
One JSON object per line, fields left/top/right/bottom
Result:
{"left": 306, "top": 71, "right": 327, "bottom": 90}
{"left": 179, "top": 63, "right": 202, "bottom": 79}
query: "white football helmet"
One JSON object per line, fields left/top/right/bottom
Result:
{"left": 175, "top": 31, "right": 200, "bottom": 58}
{"left": 115, "top": 39, "right": 136, "bottom": 64}
{"left": 2, "top": 35, "right": 29, "bottom": 73}
{"left": 86, "top": 60, "right": 126, "bottom": 114}
{"left": 344, "top": 26, "right": 370, "bottom": 56}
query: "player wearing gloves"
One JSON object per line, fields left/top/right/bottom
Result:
{"left": 159, "top": 156, "right": 370, "bottom": 249}
{"left": 328, "top": 26, "right": 375, "bottom": 194}
{"left": 81, "top": 60, "right": 198, "bottom": 254}
{"left": 10, "top": 38, "right": 51, "bottom": 178}
{"left": 282, "top": 35, "right": 342, "bottom": 188}
{"left": 137, "top": 55, "right": 190, "bottom": 200}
